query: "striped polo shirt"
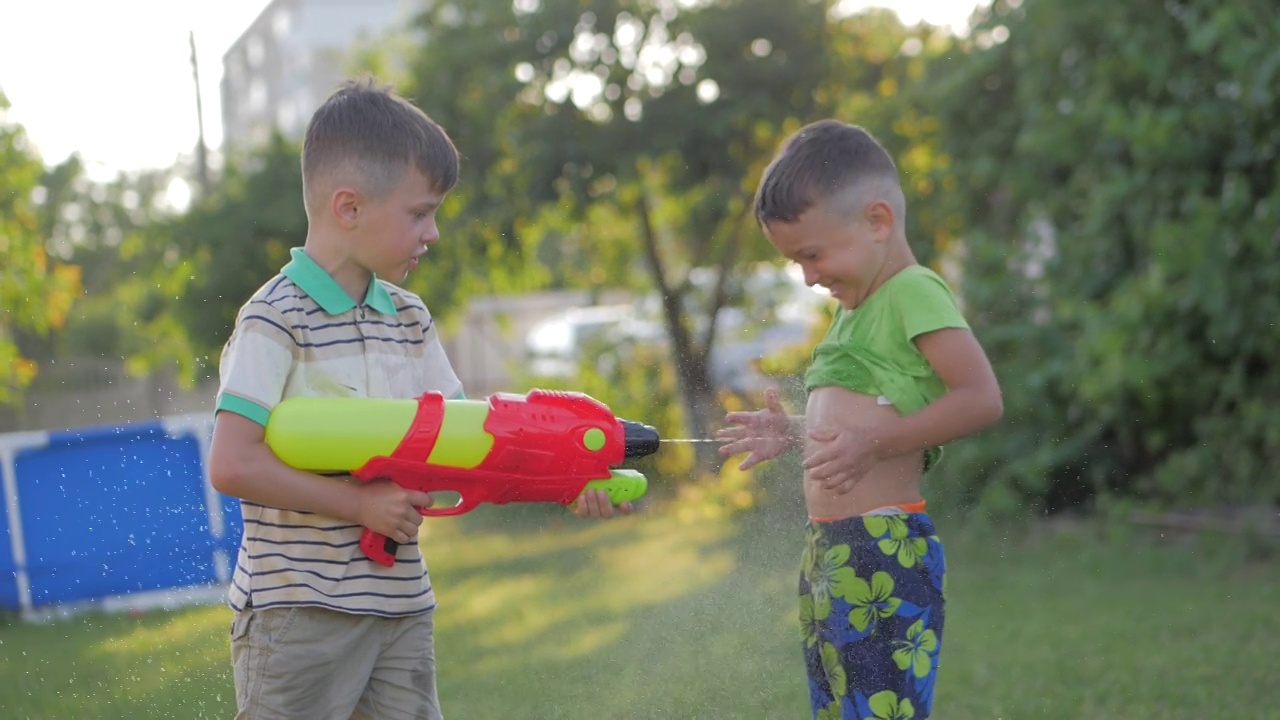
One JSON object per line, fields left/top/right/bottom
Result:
{"left": 215, "top": 246, "right": 463, "bottom": 617}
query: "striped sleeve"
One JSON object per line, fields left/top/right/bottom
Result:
{"left": 216, "top": 298, "right": 297, "bottom": 425}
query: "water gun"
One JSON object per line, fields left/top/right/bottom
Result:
{"left": 263, "top": 389, "right": 661, "bottom": 566}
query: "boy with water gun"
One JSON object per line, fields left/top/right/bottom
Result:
{"left": 207, "top": 78, "right": 644, "bottom": 720}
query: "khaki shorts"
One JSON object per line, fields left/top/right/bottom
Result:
{"left": 231, "top": 605, "right": 442, "bottom": 720}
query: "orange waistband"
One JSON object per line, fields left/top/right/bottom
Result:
{"left": 809, "top": 499, "right": 927, "bottom": 524}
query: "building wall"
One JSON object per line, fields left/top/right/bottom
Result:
{"left": 219, "top": 0, "right": 409, "bottom": 152}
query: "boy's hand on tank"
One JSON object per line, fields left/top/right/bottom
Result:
{"left": 802, "top": 427, "right": 877, "bottom": 495}
{"left": 571, "top": 488, "right": 634, "bottom": 519}
{"left": 717, "top": 387, "right": 793, "bottom": 470}
{"left": 355, "top": 479, "right": 435, "bottom": 544}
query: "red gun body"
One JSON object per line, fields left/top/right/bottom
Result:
{"left": 353, "top": 389, "right": 631, "bottom": 565}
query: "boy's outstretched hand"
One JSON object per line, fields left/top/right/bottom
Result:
{"left": 572, "top": 488, "right": 634, "bottom": 519}
{"left": 717, "top": 387, "right": 796, "bottom": 470}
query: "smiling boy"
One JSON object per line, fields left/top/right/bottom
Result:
{"left": 718, "top": 120, "right": 1003, "bottom": 719}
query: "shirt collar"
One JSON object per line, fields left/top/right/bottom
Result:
{"left": 281, "top": 247, "right": 397, "bottom": 316}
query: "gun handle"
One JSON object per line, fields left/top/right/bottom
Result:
{"left": 360, "top": 528, "right": 401, "bottom": 568}
{"left": 360, "top": 498, "right": 479, "bottom": 567}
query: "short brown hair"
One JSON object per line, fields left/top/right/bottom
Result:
{"left": 754, "top": 120, "right": 901, "bottom": 226}
{"left": 301, "top": 77, "right": 459, "bottom": 211}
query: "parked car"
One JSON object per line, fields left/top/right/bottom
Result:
{"left": 523, "top": 304, "right": 664, "bottom": 378}
{"left": 523, "top": 263, "right": 829, "bottom": 388}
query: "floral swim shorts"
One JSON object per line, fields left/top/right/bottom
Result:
{"left": 800, "top": 512, "right": 946, "bottom": 720}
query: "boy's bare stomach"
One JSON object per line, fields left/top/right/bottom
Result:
{"left": 804, "top": 386, "right": 924, "bottom": 521}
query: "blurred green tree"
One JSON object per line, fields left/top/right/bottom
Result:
{"left": 166, "top": 134, "right": 304, "bottom": 365}
{"left": 29, "top": 154, "right": 201, "bottom": 385}
{"left": 921, "top": 0, "right": 1280, "bottom": 512}
{"left": 0, "top": 91, "right": 82, "bottom": 404}
{"left": 404, "top": 0, "right": 842, "bottom": 468}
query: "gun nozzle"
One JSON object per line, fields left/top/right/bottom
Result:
{"left": 620, "top": 419, "right": 661, "bottom": 459}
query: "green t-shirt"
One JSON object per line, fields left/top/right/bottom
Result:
{"left": 803, "top": 264, "right": 969, "bottom": 470}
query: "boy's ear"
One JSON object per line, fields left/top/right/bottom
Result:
{"left": 331, "top": 187, "right": 361, "bottom": 230}
{"left": 864, "top": 199, "right": 896, "bottom": 241}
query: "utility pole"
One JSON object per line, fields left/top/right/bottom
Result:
{"left": 189, "top": 30, "right": 211, "bottom": 197}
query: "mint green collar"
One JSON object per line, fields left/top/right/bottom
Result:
{"left": 282, "top": 247, "right": 397, "bottom": 316}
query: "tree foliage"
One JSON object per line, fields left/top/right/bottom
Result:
{"left": 404, "top": 0, "right": 843, "bottom": 468}
{"left": 167, "top": 134, "right": 305, "bottom": 365}
{"left": 15, "top": 0, "right": 1277, "bottom": 513}
{"left": 0, "top": 91, "right": 82, "bottom": 404}
{"left": 30, "top": 155, "right": 202, "bottom": 384}
{"left": 920, "top": 0, "right": 1280, "bottom": 512}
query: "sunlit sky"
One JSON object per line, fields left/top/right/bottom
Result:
{"left": 1, "top": 0, "right": 984, "bottom": 180}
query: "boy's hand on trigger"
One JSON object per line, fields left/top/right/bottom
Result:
{"left": 717, "top": 387, "right": 793, "bottom": 470}
{"left": 354, "top": 478, "right": 435, "bottom": 546}
{"left": 571, "top": 488, "right": 634, "bottom": 519}
{"left": 802, "top": 426, "right": 879, "bottom": 495}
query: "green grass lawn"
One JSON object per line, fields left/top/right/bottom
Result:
{"left": 2, "top": 501, "right": 1277, "bottom": 719}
